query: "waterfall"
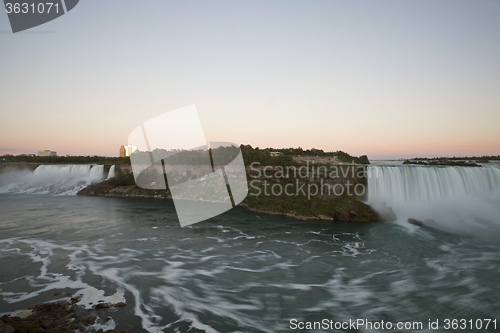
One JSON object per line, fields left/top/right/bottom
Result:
{"left": 367, "top": 165, "right": 500, "bottom": 237}
{"left": 106, "top": 165, "right": 116, "bottom": 179}
{"left": 367, "top": 165, "right": 500, "bottom": 204}
{"left": 0, "top": 164, "right": 105, "bottom": 195}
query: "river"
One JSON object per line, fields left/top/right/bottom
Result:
{"left": 0, "top": 165, "right": 499, "bottom": 332}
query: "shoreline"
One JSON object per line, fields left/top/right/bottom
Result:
{"left": 78, "top": 181, "right": 381, "bottom": 223}
{"left": 0, "top": 293, "right": 130, "bottom": 333}
{"left": 238, "top": 203, "right": 335, "bottom": 221}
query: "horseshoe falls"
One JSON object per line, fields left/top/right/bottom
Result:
{"left": 367, "top": 165, "right": 500, "bottom": 239}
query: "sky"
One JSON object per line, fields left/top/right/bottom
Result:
{"left": 0, "top": 0, "right": 499, "bottom": 159}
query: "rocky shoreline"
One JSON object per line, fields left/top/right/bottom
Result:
{"left": 239, "top": 198, "right": 380, "bottom": 222}
{"left": 78, "top": 179, "right": 381, "bottom": 223}
{"left": 0, "top": 294, "right": 129, "bottom": 333}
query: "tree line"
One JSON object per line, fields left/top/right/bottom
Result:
{"left": 1, "top": 144, "right": 370, "bottom": 166}
{"left": 240, "top": 145, "right": 370, "bottom": 165}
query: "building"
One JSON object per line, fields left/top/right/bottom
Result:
{"left": 270, "top": 152, "right": 284, "bottom": 157}
{"left": 125, "top": 145, "right": 137, "bottom": 156}
{"left": 119, "top": 145, "right": 126, "bottom": 157}
{"left": 38, "top": 150, "right": 57, "bottom": 157}
{"left": 120, "top": 145, "right": 138, "bottom": 157}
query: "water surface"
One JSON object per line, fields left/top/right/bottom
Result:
{"left": 1, "top": 193, "right": 499, "bottom": 332}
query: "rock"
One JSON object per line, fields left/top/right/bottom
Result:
{"left": 70, "top": 296, "right": 81, "bottom": 303}
{"left": 0, "top": 297, "right": 129, "bottom": 333}
{"left": 84, "top": 315, "right": 97, "bottom": 325}
{"left": 335, "top": 209, "right": 350, "bottom": 222}
{"left": 408, "top": 218, "right": 438, "bottom": 227}
{"left": 424, "top": 219, "right": 438, "bottom": 226}
{"left": 95, "top": 302, "right": 112, "bottom": 309}
{"left": 243, "top": 194, "right": 380, "bottom": 222}
{"left": 0, "top": 324, "right": 15, "bottom": 333}
{"left": 42, "top": 319, "right": 53, "bottom": 328}
{"left": 11, "top": 309, "right": 32, "bottom": 319}
{"left": 379, "top": 206, "right": 397, "bottom": 222}
{"left": 115, "top": 302, "right": 127, "bottom": 307}
{"left": 408, "top": 218, "right": 424, "bottom": 226}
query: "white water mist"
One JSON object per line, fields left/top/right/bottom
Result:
{"left": 0, "top": 164, "right": 105, "bottom": 195}
{"left": 367, "top": 165, "right": 500, "bottom": 239}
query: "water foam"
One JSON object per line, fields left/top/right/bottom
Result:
{"left": 0, "top": 164, "right": 104, "bottom": 195}
{"left": 367, "top": 165, "right": 500, "bottom": 237}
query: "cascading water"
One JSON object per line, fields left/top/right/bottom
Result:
{"left": 106, "top": 165, "right": 116, "bottom": 179}
{"left": 0, "top": 165, "right": 105, "bottom": 195}
{"left": 367, "top": 165, "right": 500, "bottom": 239}
{"left": 367, "top": 165, "right": 500, "bottom": 204}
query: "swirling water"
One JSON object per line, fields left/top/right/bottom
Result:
{"left": 0, "top": 193, "right": 499, "bottom": 332}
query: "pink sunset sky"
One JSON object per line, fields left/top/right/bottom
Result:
{"left": 1, "top": 1, "right": 499, "bottom": 160}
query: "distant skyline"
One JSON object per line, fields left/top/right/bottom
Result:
{"left": 1, "top": 0, "right": 499, "bottom": 160}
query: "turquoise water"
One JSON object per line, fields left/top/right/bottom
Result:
{"left": 0, "top": 193, "right": 498, "bottom": 332}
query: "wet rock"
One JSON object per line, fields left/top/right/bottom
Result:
{"left": 424, "top": 219, "right": 438, "bottom": 226}
{"left": 96, "top": 302, "right": 113, "bottom": 309}
{"left": 11, "top": 309, "right": 32, "bottom": 319}
{"left": 408, "top": 218, "right": 424, "bottom": 226}
{"left": 42, "top": 319, "right": 53, "bottom": 328}
{"left": 335, "top": 209, "right": 350, "bottom": 222}
{"left": 0, "top": 323, "right": 15, "bottom": 333}
{"left": 0, "top": 298, "right": 127, "bottom": 333}
{"left": 381, "top": 207, "right": 397, "bottom": 222}
{"left": 84, "top": 315, "right": 97, "bottom": 325}
{"left": 71, "top": 296, "right": 82, "bottom": 303}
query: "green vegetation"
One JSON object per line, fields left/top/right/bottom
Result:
{"left": 242, "top": 184, "right": 378, "bottom": 222}
{"left": 240, "top": 145, "right": 298, "bottom": 166}
{"left": 131, "top": 145, "right": 243, "bottom": 166}
{"left": 1, "top": 145, "right": 370, "bottom": 167}
{"left": 240, "top": 145, "right": 370, "bottom": 165}
{"left": 78, "top": 179, "right": 172, "bottom": 199}
{"left": 105, "top": 173, "right": 136, "bottom": 186}
{"left": 124, "top": 145, "right": 370, "bottom": 167}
